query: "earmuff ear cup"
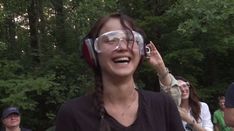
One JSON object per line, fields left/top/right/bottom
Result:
{"left": 143, "top": 43, "right": 147, "bottom": 57}
{"left": 82, "top": 38, "right": 97, "bottom": 68}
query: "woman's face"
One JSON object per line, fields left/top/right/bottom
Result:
{"left": 96, "top": 18, "right": 141, "bottom": 78}
{"left": 178, "top": 80, "right": 190, "bottom": 100}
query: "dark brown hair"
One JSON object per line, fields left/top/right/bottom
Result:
{"left": 86, "top": 13, "right": 143, "bottom": 39}
{"left": 218, "top": 95, "right": 225, "bottom": 100}
{"left": 87, "top": 13, "right": 143, "bottom": 131}
{"left": 175, "top": 76, "right": 201, "bottom": 122}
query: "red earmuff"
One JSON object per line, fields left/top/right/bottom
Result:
{"left": 82, "top": 38, "right": 98, "bottom": 68}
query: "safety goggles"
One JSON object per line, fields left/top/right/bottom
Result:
{"left": 94, "top": 30, "right": 144, "bottom": 55}
{"left": 179, "top": 82, "right": 190, "bottom": 89}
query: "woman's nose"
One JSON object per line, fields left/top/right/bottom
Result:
{"left": 180, "top": 87, "right": 186, "bottom": 92}
{"left": 116, "top": 39, "right": 128, "bottom": 50}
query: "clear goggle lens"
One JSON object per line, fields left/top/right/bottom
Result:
{"left": 94, "top": 30, "right": 144, "bottom": 55}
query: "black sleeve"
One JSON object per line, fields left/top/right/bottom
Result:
{"left": 55, "top": 103, "right": 77, "bottom": 131}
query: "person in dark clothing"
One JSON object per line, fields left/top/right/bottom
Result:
{"left": 1, "top": 107, "right": 31, "bottom": 131}
{"left": 55, "top": 13, "right": 184, "bottom": 131}
{"left": 224, "top": 82, "right": 234, "bottom": 127}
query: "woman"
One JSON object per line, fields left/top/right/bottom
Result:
{"left": 55, "top": 13, "right": 184, "bottom": 131}
{"left": 176, "top": 76, "right": 213, "bottom": 131}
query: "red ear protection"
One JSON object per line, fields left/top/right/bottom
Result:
{"left": 82, "top": 38, "right": 98, "bottom": 68}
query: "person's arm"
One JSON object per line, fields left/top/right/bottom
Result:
{"left": 159, "top": 74, "right": 181, "bottom": 106}
{"left": 146, "top": 41, "right": 181, "bottom": 106}
{"left": 187, "top": 119, "right": 206, "bottom": 131}
{"left": 224, "top": 108, "right": 234, "bottom": 127}
{"left": 214, "top": 124, "right": 220, "bottom": 131}
{"left": 213, "top": 111, "right": 220, "bottom": 131}
{"left": 178, "top": 102, "right": 214, "bottom": 131}
{"left": 178, "top": 107, "right": 206, "bottom": 131}
{"left": 200, "top": 102, "right": 214, "bottom": 131}
{"left": 146, "top": 41, "right": 172, "bottom": 86}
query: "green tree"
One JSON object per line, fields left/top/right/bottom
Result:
{"left": 158, "top": 0, "right": 234, "bottom": 111}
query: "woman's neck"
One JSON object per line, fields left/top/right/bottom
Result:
{"left": 180, "top": 99, "right": 190, "bottom": 111}
{"left": 102, "top": 80, "right": 139, "bottom": 127}
{"left": 103, "top": 82, "right": 136, "bottom": 102}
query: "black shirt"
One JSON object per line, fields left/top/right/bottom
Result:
{"left": 55, "top": 90, "right": 184, "bottom": 131}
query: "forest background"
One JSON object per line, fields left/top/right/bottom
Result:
{"left": 0, "top": 0, "right": 233, "bottom": 130}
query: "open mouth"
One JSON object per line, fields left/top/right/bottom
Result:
{"left": 113, "top": 57, "right": 131, "bottom": 64}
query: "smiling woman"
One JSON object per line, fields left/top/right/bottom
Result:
{"left": 176, "top": 76, "right": 213, "bottom": 131}
{"left": 55, "top": 13, "right": 184, "bottom": 131}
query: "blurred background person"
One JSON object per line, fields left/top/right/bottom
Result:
{"left": 176, "top": 76, "right": 213, "bottom": 131}
{"left": 1, "top": 107, "right": 31, "bottom": 131}
{"left": 213, "top": 95, "right": 232, "bottom": 131}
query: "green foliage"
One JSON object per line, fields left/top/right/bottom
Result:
{"left": 167, "top": 0, "right": 234, "bottom": 34}
{"left": 0, "top": 76, "right": 54, "bottom": 109}
{"left": 165, "top": 48, "right": 204, "bottom": 74}
{"left": 160, "top": 0, "right": 234, "bottom": 112}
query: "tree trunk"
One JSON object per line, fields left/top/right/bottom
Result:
{"left": 52, "top": 0, "right": 66, "bottom": 52}
{"left": 28, "top": 0, "right": 40, "bottom": 66}
{"left": 3, "top": 2, "right": 19, "bottom": 59}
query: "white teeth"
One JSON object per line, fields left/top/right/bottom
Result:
{"left": 115, "top": 57, "right": 129, "bottom": 61}
{"left": 113, "top": 57, "right": 130, "bottom": 63}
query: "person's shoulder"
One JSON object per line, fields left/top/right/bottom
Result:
{"left": 139, "top": 90, "right": 178, "bottom": 114}
{"left": 227, "top": 82, "right": 234, "bottom": 92}
{"left": 213, "top": 109, "right": 221, "bottom": 114}
{"left": 200, "top": 101, "right": 209, "bottom": 106}
{"left": 64, "top": 94, "right": 93, "bottom": 105}
{"left": 140, "top": 90, "right": 164, "bottom": 98}
{"left": 200, "top": 101, "right": 211, "bottom": 112}
{"left": 139, "top": 90, "right": 173, "bottom": 103}
{"left": 59, "top": 94, "right": 94, "bottom": 112}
